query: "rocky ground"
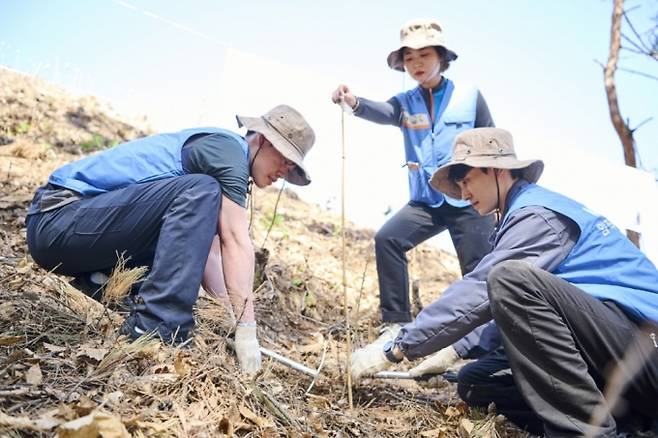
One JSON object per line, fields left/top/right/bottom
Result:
{"left": 0, "top": 66, "right": 528, "bottom": 437}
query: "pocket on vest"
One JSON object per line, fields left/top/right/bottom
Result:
{"left": 442, "top": 112, "right": 474, "bottom": 130}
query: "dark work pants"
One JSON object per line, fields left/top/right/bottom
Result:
{"left": 458, "top": 260, "right": 658, "bottom": 437}
{"left": 375, "top": 201, "right": 494, "bottom": 322}
{"left": 457, "top": 347, "right": 545, "bottom": 435}
{"left": 26, "top": 174, "right": 221, "bottom": 342}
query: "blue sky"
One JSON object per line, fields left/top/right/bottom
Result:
{"left": 2, "top": 0, "right": 658, "bottom": 258}
{"left": 2, "top": 0, "right": 656, "bottom": 174}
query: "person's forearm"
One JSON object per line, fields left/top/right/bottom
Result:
{"left": 221, "top": 237, "right": 255, "bottom": 323}
{"left": 354, "top": 97, "right": 402, "bottom": 126}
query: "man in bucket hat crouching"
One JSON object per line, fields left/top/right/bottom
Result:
{"left": 351, "top": 128, "right": 658, "bottom": 436}
{"left": 26, "top": 105, "right": 315, "bottom": 375}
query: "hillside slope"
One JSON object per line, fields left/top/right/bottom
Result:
{"left": 0, "top": 67, "right": 525, "bottom": 437}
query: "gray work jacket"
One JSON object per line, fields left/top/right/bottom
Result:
{"left": 397, "top": 179, "right": 579, "bottom": 359}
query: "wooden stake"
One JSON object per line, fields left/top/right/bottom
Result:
{"left": 341, "top": 107, "right": 354, "bottom": 409}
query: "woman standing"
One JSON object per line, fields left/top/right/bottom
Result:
{"left": 332, "top": 18, "right": 496, "bottom": 350}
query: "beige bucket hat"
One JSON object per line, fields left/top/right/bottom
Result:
{"left": 387, "top": 18, "right": 458, "bottom": 72}
{"left": 430, "top": 128, "right": 544, "bottom": 199}
{"left": 236, "top": 104, "right": 315, "bottom": 186}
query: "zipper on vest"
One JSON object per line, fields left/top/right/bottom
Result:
{"left": 427, "top": 88, "right": 436, "bottom": 138}
{"left": 424, "top": 88, "right": 437, "bottom": 166}
{"left": 650, "top": 332, "right": 657, "bottom": 348}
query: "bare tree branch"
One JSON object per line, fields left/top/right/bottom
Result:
{"left": 617, "top": 65, "right": 658, "bottom": 81}
{"left": 621, "top": 33, "right": 648, "bottom": 53}
{"left": 622, "top": 8, "right": 653, "bottom": 53}
{"left": 630, "top": 117, "right": 653, "bottom": 133}
{"left": 621, "top": 44, "right": 648, "bottom": 55}
{"left": 621, "top": 36, "right": 658, "bottom": 62}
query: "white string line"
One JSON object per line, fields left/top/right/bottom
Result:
{"left": 112, "top": 0, "right": 230, "bottom": 48}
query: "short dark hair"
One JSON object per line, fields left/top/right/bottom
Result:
{"left": 449, "top": 164, "right": 524, "bottom": 182}
{"left": 434, "top": 46, "right": 451, "bottom": 73}
{"left": 448, "top": 164, "right": 474, "bottom": 182}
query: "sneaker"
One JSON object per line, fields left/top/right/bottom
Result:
{"left": 118, "top": 314, "right": 148, "bottom": 341}
{"left": 119, "top": 315, "right": 191, "bottom": 349}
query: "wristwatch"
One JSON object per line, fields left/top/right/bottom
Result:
{"left": 383, "top": 340, "right": 403, "bottom": 363}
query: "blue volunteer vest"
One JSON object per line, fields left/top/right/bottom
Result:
{"left": 395, "top": 79, "right": 478, "bottom": 207}
{"left": 48, "top": 128, "right": 248, "bottom": 196}
{"left": 501, "top": 183, "right": 658, "bottom": 324}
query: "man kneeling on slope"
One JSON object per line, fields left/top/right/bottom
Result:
{"left": 26, "top": 105, "right": 315, "bottom": 375}
{"left": 351, "top": 127, "right": 658, "bottom": 436}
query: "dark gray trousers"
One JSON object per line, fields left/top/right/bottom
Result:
{"left": 375, "top": 201, "right": 494, "bottom": 322}
{"left": 26, "top": 174, "right": 221, "bottom": 342}
{"left": 458, "top": 260, "right": 658, "bottom": 437}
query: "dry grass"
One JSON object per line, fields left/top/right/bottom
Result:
{"left": 102, "top": 254, "right": 148, "bottom": 305}
{"left": 0, "top": 198, "right": 530, "bottom": 436}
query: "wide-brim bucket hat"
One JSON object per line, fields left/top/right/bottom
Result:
{"left": 387, "top": 18, "right": 458, "bottom": 72}
{"left": 236, "top": 104, "right": 315, "bottom": 186}
{"left": 430, "top": 128, "right": 544, "bottom": 199}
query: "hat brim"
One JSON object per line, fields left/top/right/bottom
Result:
{"left": 387, "top": 44, "right": 458, "bottom": 72}
{"left": 430, "top": 157, "right": 545, "bottom": 199}
{"left": 236, "top": 114, "right": 311, "bottom": 186}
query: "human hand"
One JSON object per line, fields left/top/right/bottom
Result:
{"left": 351, "top": 342, "right": 395, "bottom": 382}
{"left": 331, "top": 84, "right": 357, "bottom": 109}
{"left": 408, "top": 346, "right": 459, "bottom": 378}
{"left": 234, "top": 322, "right": 262, "bottom": 375}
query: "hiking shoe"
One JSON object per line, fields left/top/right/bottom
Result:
{"left": 119, "top": 315, "right": 192, "bottom": 349}
{"left": 118, "top": 314, "right": 149, "bottom": 341}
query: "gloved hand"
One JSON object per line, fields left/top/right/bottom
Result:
{"left": 408, "top": 346, "right": 459, "bottom": 386}
{"left": 351, "top": 341, "right": 395, "bottom": 382}
{"left": 415, "top": 373, "right": 451, "bottom": 389}
{"left": 234, "top": 322, "right": 262, "bottom": 375}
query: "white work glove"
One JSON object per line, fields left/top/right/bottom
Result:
{"left": 234, "top": 322, "right": 262, "bottom": 375}
{"left": 408, "top": 346, "right": 459, "bottom": 388}
{"left": 351, "top": 341, "right": 395, "bottom": 382}
{"left": 351, "top": 323, "right": 403, "bottom": 382}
